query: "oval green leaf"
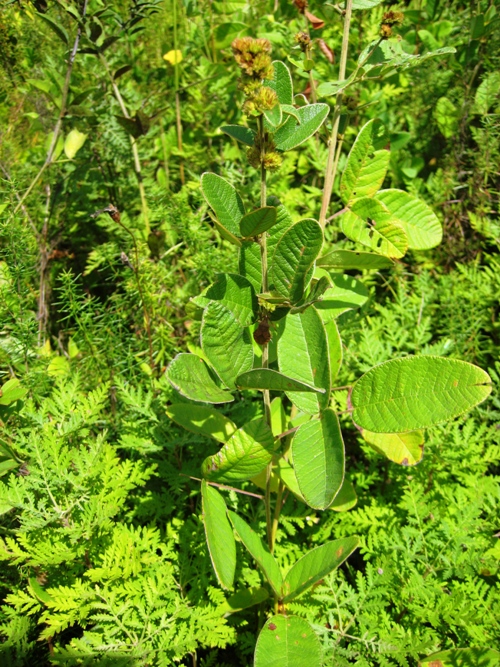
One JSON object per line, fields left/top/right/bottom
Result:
{"left": 202, "top": 419, "right": 274, "bottom": 482}
{"left": 274, "top": 103, "right": 329, "bottom": 152}
{"left": 277, "top": 308, "right": 330, "bottom": 414}
{"left": 375, "top": 189, "right": 443, "bottom": 250}
{"left": 240, "top": 206, "right": 277, "bottom": 238}
{"left": 204, "top": 273, "right": 256, "bottom": 327}
{"left": 201, "top": 481, "right": 236, "bottom": 590}
{"left": 340, "top": 119, "right": 389, "bottom": 204}
{"left": 317, "top": 249, "right": 394, "bottom": 270}
{"left": 254, "top": 615, "right": 321, "bottom": 667}
{"left": 228, "top": 511, "right": 283, "bottom": 595}
{"left": 201, "top": 172, "right": 245, "bottom": 237}
{"left": 270, "top": 219, "right": 323, "bottom": 304}
{"left": 266, "top": 60, "right": 293, "bottom": 105}
{"left": 235, "top": 368, "right": 326, "bottom": 394}
{"left": 291, "top": 409, "right": 344, "bottom": 509}
{"left": 220, "top": 125, "right": 256, "bottom": 146}
{"left": 340, "top": 197, "right": 408, "bottom": 259}
{"left": 239, "top": 240, "right": 262, "bottom": 293}
{"left": 201, "top": 302, "right": 254, "bottom": 389}
{"left": 419, "top": 648, "right": 500, "bottom": 667}
{"left": 351, "top": 356, "right": 492, "bottom": 433}
{"left": 282, "top": 536, "right": 360, "bottom": 602}
{"left": 167, "top": 404, "right": 237, "bottom": 442}
{"left": 166, "top": 353, "right": 234, "bottom": 404}
{"left": 315, "top": 274, "right": 369, "bottom": 322}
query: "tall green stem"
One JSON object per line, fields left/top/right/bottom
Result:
{"left": 319, "top": 0, "right": 353, "bottom": 228}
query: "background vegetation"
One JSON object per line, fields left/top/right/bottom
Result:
{"left": 0, "top": 0, "right": 499, "bottom": 665}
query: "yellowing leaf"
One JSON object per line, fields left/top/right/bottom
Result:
{"left": 163, "top": 49, "right": 183, "bottom": 64}
{"left": 64, "top": 129, "right": 87, "bottom": 159}
{"left": 363, "top": 429, "right": 424, "bottom": 466}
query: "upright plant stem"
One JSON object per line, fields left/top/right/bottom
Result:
{"left": 13, "top": 0, "right": 89, "bottom": 216}
{"left": 173, "top": 0, "right": 185, "bottom": 185}
{"left": 99, "top": 55, "right": 150, "bottom": 234}
{"left": 319, "top": 0, "right": 353, "bottom": 228}
{"left": 257, "top": 115, "right": 273, "bottom": 549}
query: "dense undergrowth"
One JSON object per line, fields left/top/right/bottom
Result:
{"left": 1, "top": 0, "right": 499, "bottom": 665}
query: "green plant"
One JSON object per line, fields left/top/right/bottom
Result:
{"left": 165, "top": 22, "right": 492, "bottom": 666}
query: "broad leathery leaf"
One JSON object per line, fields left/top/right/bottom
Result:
{"left": 330, "top": 477, "right": 357, "bottom": 512}
{"left": 277, "top": 308, "right": 330, "bottom": 414}
{"left": 236, "top": 368, "right": 326, "bottom": 394}
{"left": 64, "top": 129, "right": 87, "bottom": 159}
{"left": 267, "top": 201, "right": 294, "bottom": 259}
{"left": 204, "top": 273, "right": 256, "bottom": 327}
{"left": 254, "top": 615, "right": 321, "bottom": 667}
{"left": 270, "top": 219, "right": 323, "bottom": 303}
{"left": 375, "top": 189, "right": 442, "bottom": 250}
{"left": 317, "top": 249, "right": 393, "bottom": 270}
{"left": 240, "top": 207, "right": 277, "bottom": 237}
{"left": 201, "top": 172, "right": 245, "bottom": 237}
{"left": 351, "top": 356, "right": 492, "bottom": 433}
{"left": 340, "top": 119, "right": 389, "bottom": 204}
{"left": 265, "top": 60, "right": 293, "bottom": 105}
{"left": 201, "top": 481, "right": 236, "bottom": 590}
{"left": 208, "top": 210, "right": 242, "bottom": 247}
{"left": 292, "top": 409, "right": 344, "bottom": 509}
{"left": 166, "top": 404, "right": 237, "bottom": 442}
{"left": 239, "top": 241, "right": 262, "bottom": 293}
{"left": 340, "top": 197, "right": 408, "bottom": 258}
{"left": 419, "top": 648, "right": 500, "bottom": 667}
{"left": 281, "top": 104, "right": 301, "bottom": 122}
{"left": 220, "top": 125, "right": 256, "bottom": 146}
{"left": 363, "top": 429, "right": 424, "bottom": 466}
{"left": 0, "top": 379, "right": 28, "bottom": 406}
{"left": 201, "top": 302, "right": 253, "bottom": 389}
{"left": 282, "top": 536, "right": 359, "bottom": 602}
{"left": 219, "top": 586, "right": 269, "bottom": 615}
{"left": 228, "top": 511, "right": 283, "bottom": 595}
{"left": 274, "top": 104, "right": 329, "bottom": 151}
{"left": 324, "top": 320, "right": 342, "bottom": 383}
{"left": 166, "top": 353, "right": 234, "bottom": 404}
{"left": 202, "top": 419, "right": 274, "bottom": 482}
{"left": 315, "top": 274, "right": 369, "bottom": 322}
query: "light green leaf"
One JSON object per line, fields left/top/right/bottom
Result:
{"left": 209, "top": 213, "right": 243, "bottom": 247}
{"left": 0, "top": 459, "right": 18, "bottom": 477}
{"left": 240, "top": 207, "right": 277, "bottom": 238}
{"left": 166, "top": 353, "right": 234, "bottom": 404}
{"left": 167, "top": 404, "right": 237, "bottom": 442}
{"left": 64, "top": 129, "right": 87, "bottom": 159}
{"left": 219, "top": 586, "right": 269, "bottom": 615}
{"left": 473, "top": 72, "right": 500, "bottom": 114}
{"left": 325, "top": 320, "right": 342, "bottom": 384}
{"left": 204, "top": 273, "right": 257, "bottom": 327}
{"left": 0, "top": 379, "right": 28, "bottom": 406}
{"left": 201, "top": 481, "right": 236, "bottom": 590}
{"left": 270, "top": 219, "right": 323, "bottom": 303}
{"left": 266, "top": 60, "right": 293, "bottom": 105}
{"left": 315, "top": 274, "right": 369, "bottom": 322}
{"left": 340, "top": 198, "right": 408, "bottom": 258}
{"left": 419, "top": 648, "right": 500, "bottom": 666}
{"left": 317, "top": 249, "right": 394, "bottom": 270}
{"left": 228, "top": 511, "right": 283, "bottom": 595}
{"left": 220, "top": 125, "right": 256, "bottom": 146}
{"left": 289, "top": 276, "right": 331, "bottom": 314}
{"left": 271, "top": 397, "right": 287, "bottom": 437}
{"left": 274, "top": 104, "right": 329, "bottom": 151}
{"left": 316, "top": 71, "right": 357, "bottom": 98}
{"left": 340, "top": 119, "right": 389, "bottom": 204}
{"left": 292, "top": 409, "right": 344, "bottom": 509}
{"left": 37, "top": 12, "right": 69, "bottom": 44}
{"left": 281, "top": 104, "right": 301, "bottom": 122}
{"left": 201, "top": 172, "right": 245, "bottom": 237}
{"left": 47, "top": 356, "right": 70, "bottom": 378}
{"left": 282, "top": 536, "right": 360, "bottom": 601}
{"left": 352, "top": 356, "right": 492, "bottom": 433}
{"left": 202, "top": 419, "right": 275, "bottom": 482}
{"left": 201, "top": 302, "right": 254, "bottom": 389}
{"left": 254, "top": 615, "right": 321, "bottom": 667}
{"left": 434, "top": 96, "right": 459, "bottom": 138}
{"left": 358, "top": 39, "right": 456, "bottom": 76}
{"left": 352, "top": 0, "right": 383, "bottom": 9}
{"left": 363, "top": 429, "right": 424, "bottom": 466}
{"left": 239, "top": 241, "right": 262, "bottom": 293}
{"left": 214, "top": 21, "right": 248, "bottom": 48}
{"left": 235, "top": 368, "right": 326, "bottom": 394}
{"left": 277, "top": 308, "right": 330, "bottom": 414}
{"left": 267, "top": 201, "right": 294, "bottom": 258}
{"left": 330, "top": 478, "right": 357, "bottom": 512}
{"left": 264, "top": 103, "right": 283, "bottom": 128}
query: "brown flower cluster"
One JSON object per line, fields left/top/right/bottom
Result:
{"left": 247, "top": 133, "right": 282, "bottom": 172}
{"left": 232, "top": 37, "right": 274, "bottom": 80}
{"left": 380, "top": 11, "right": 404, "bottom": 38}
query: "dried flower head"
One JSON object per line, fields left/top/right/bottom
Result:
{"left": 382, "top": 11, "right": 404, "bottom": 25}
{"left": 247, "top": 135, "right": 282, "bottom": 172}
{"left": 295, "top": 31, "right": 312, "bottom": 51}
{"left": 232, "top": 37, "right": 274, "bottom": 80}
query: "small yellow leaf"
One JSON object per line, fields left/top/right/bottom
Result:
{"left": 47, "top": 356, "right": 70, "bottom": 378}
{"left": 163, "top": 49, "right": 183, "bottom": 65}
{"left": 64, "top": 129, "right": 87, "bottom": 159}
